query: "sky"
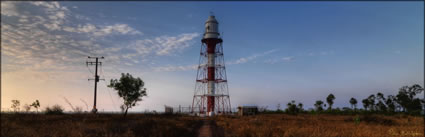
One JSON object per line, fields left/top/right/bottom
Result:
{"left": 1, "top": 1, "right": 423, "bottom": 112}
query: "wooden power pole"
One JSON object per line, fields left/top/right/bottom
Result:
{"left": 87, "top": 56, "right": 104, "bottom": 114}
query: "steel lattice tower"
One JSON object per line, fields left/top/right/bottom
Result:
{"left": 191, "top": 15, "right": 231, "bottom": 116}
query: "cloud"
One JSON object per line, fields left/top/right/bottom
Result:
{"left": 153, "top": 49, "right": 279, "bottom": 72}
{"left": 227, "top": 49, "right": 278, "bottom": 65}
{"left": 153, "top": 64, "right": 198, "bottom": 72}
{"left": 0, "top": 2, "right": 144, "bottom": 74}
{"left": 63, "top": 23, "right": 142, "bottom": 37}
{"left": 1, "top": 2, "right": 20, "bottom": 16}
{"left": 29, "top": 2, "right": 69, "bottom": 31}
{"left": 129, "top": 32, "right": 200, "bottom": 56}
{"left": 265, "top": 56, "right": 295, "bottom": 64}
{"left": 1, "top": 2, "right": 201, "bottom": 81}
{"left": 155, "top": 33, "right": 200, "bottom": 55}
{"left": 282, "top": 56, "right": 294, "bottom": 61}
{"left": 92, "top": 24, "right": 142, "bottom": 37}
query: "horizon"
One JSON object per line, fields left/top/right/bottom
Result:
{"left": 1, "top": 1, "right": 424, "bottom": 112}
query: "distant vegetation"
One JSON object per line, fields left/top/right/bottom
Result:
{"left": 45, "top": 104, "right": 65, "bottom": 115}
{"left": 10, "top": 100, "right": 20, "bottom": 112}
{"left": 264, "top": 84, "right": 424, "bottom": 116}
{"left": 4, "top": 84, "right": 423, "bottom": 116}
{"left": 30, "top": 100, "right": 41, "bottom": 112}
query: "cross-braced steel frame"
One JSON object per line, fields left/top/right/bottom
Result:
{"left": 191, "top": 41, "right": 231, "bottom": 115}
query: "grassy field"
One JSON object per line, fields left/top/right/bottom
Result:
{"left": 1, "top": 114, "right": 202, "bottom": 137}
{"left": 214, "top": 114, "right": 424, "bottom": 137}
{"left": 1, "top": 113, "right": 423, "bottom": 137}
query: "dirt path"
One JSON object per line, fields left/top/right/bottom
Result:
{"left": 198, "top": 120, "right": 213, "bottom": 137}
{"left": 198, "top": 119, "right": 224, "bottom": 137}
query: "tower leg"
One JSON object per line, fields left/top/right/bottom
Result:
{"left": 207, "top": 96, "right": 215, "bottom": 116}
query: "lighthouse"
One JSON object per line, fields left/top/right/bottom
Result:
{"left": 192, "top": 15, "right": 231, "bottom": 116}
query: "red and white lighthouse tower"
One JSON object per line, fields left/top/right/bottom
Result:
{"left": 191, "top": 15, "right": 231, "bottom": 116}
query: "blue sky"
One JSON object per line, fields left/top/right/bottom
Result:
{"left": 1, "top": 2, "right": 423, "bottom": 112}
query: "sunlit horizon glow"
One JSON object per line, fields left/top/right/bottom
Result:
{"left": 1, "top": 2, "right": 423, "bottom": 112}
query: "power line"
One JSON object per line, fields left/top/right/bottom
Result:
{"left": 100, "top": 65, "right": 119, "bottom": 111}
{"left": 85, "top": 58, "right": 95, "bottom": 75}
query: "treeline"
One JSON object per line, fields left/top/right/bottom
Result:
{"left": 266, "top": 84, "right": 424, "bottom": 115}
{"left": 6, "top": 99, "right": 69, "bottom": 114}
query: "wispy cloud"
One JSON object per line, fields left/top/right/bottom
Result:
{"left": 263, "top": 50, "right": 335, "bottom": 64}
{"left": 128, "top": 33, "right": 200, "bottom": 56}
{"left": 264, "top": 56, "right": 295, "bottom": 64}
{"left": 153, "top": 49, "right": 279, "bottom": 72}
{"left": 63, "top": 23, "right": 142, "bottom": 37}
{"left": 226, "top": 49, "right": 278, "bottom": 65}
{"left": 153, "top": 64, "right": 198, "bottom": 72}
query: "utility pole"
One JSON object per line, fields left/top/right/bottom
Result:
{"left": 86, "top": 56, "right": 104, "bottom": 114}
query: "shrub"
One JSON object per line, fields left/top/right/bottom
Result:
{"left": 45, "top": 104, "right": 64, "bottom": 115}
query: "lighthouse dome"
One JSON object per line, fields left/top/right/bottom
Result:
{"left": 204, "top": 16, "right": 220, "bottom": 39}
{"left": 205, "top": 16, "right": 218, "bottom": 24}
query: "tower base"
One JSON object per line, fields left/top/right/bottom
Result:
{"left": 191, "top": 95, "right": 232, "bottom": 116}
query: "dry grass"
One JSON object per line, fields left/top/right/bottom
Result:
{"left": 2, "top": 113, "right": 423, "bottom": 137}
{"left": 214, "top": 114, "right": 424, "bottom": 137}
{"left": 1, "top": 114, "right": 202, "bottom": 137}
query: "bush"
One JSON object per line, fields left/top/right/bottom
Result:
{"left": 45, "top": 104, "right": 64, "bottom": 115}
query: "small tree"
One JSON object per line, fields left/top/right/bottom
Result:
{"left": 11, "top": 100, "right": 20, "bottom": 112}
{"left": 108, "top": 73, "right": 147, "bottom": 116}
{"left": 285, "top": 100, "right": 303, "bottom": 114}
{"left": 326, "top": 94, "right": 335, "bottom": 110}
{"left": 30, "top": 100, "right": 41, "bottom": 112}
{"left": 349, "top": 97, "right": 357, "bottom": 110}
{"left": 314, "top": 100, "right": 324, "bottom": 111}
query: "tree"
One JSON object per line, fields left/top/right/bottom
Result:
{"left": 376, "top": 92, "right": 387, "bottom": 112}
{"left": 362, "top": 98, "right": 369, "bottom": 111}
{"left": 108, "top": 73, "right": 147, "bottom": 116}
{"left": 285, "top": 100, "right": 303, "bottom": 114}
{"left": 326, "top": 94, "right": 335, "bottom": 110}
{"left": 385, "top": 95, "right": 396, "bottom": 113}
{"left": 30, "top": 100, "right": 41, "bottom": 112}
{"left": 349, "top": 97, "right": 357, "bottom": 110}
{"left": 314, "top": 100, "right": 324, "bottom": 111}
{"left": 23, "top": 104, "right": 31, "bottom": 112}
{"left": 396, "top": 84, "right": 423, "bottom": 113}
{"left": 297, "top": 103, "right": 303, "bottom": 112}
{"left": 11, "top": 100, "right": 20, "bottom": 112}
{"left": 367, "top": 94, "right": 376, "bottom": 111}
